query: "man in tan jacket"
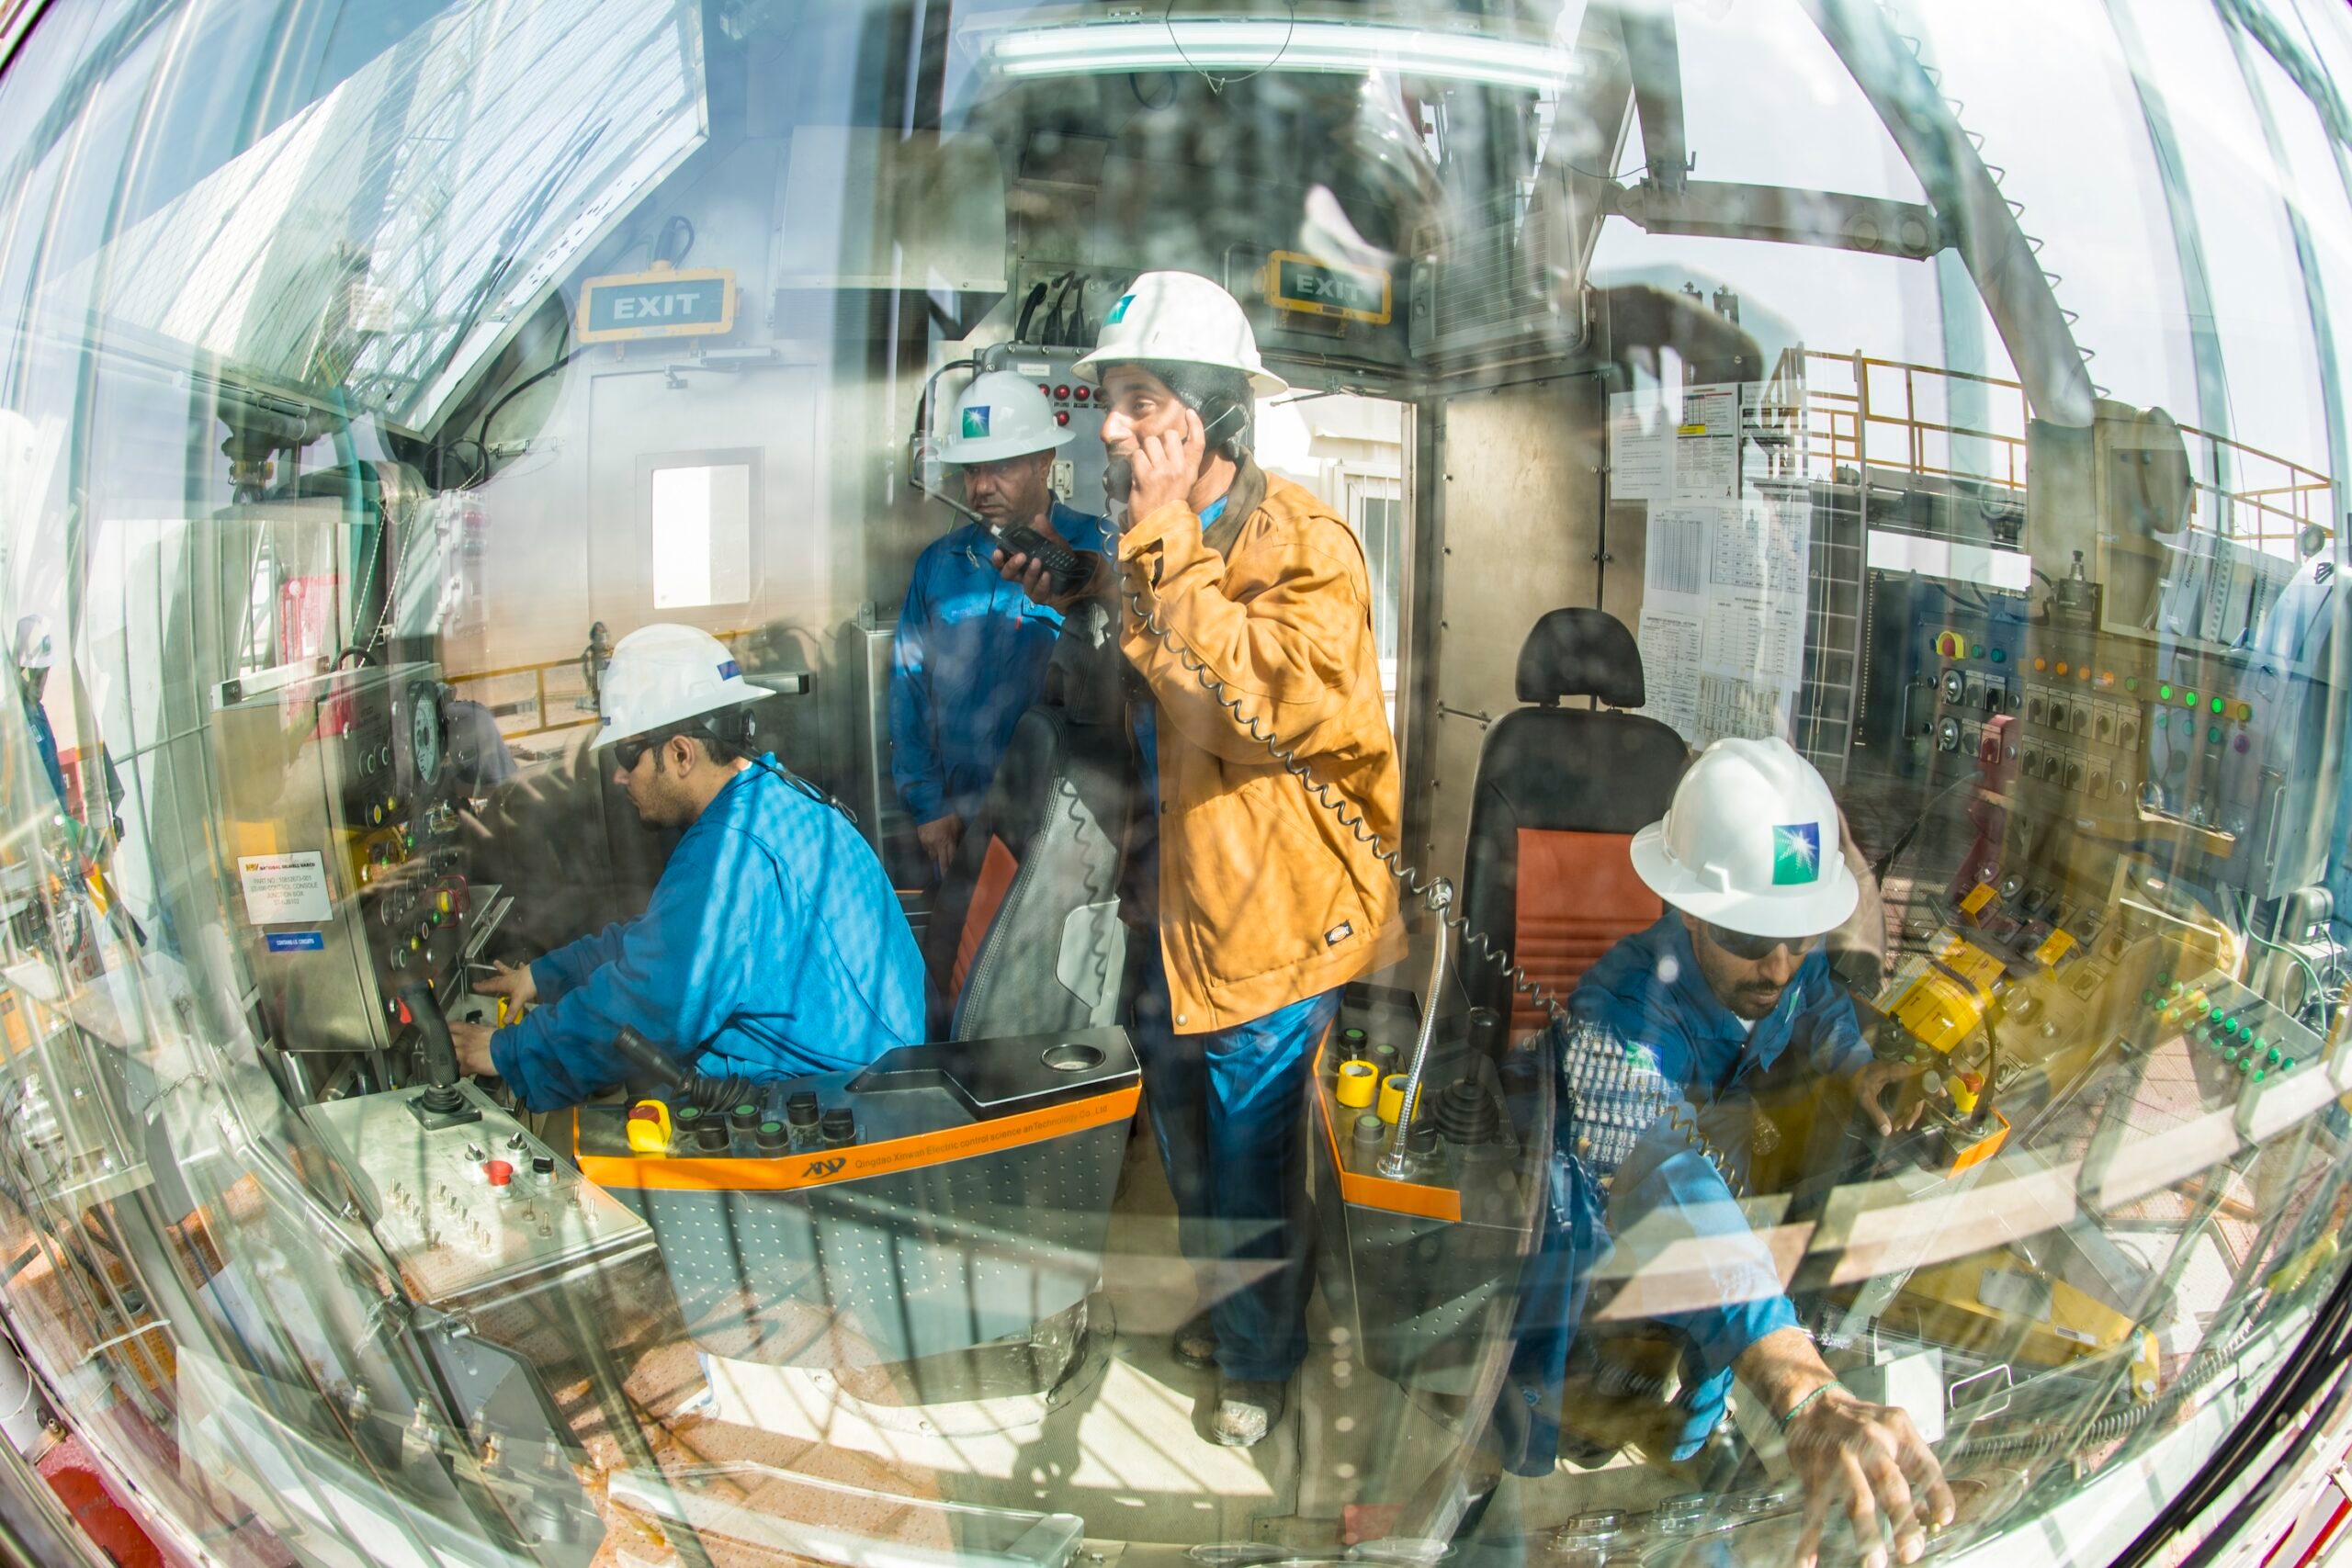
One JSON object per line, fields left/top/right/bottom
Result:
{"left": 1001, "top": 272, "right": 1405, "bottom": 1446}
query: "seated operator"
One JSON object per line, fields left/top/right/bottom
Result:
{"left": 450, "top": 624, "right": 925, "bottom": 1110}
{"left": 891, "top": 370, "right": 1104, "bottom": 876}
{"left": 1506, "top": 739, "right": 1951, "bottom": 1568}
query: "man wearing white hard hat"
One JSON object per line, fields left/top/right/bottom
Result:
{"left": 452, "top": 624, "right": 924, "bottom": 1109}
{"left": 1502, "top": 739, "right": 1950, "bottom": 1562}
{"left": 891, "top": 369, "right": 1105, "bottom": 876}
{"left": 1001, "top": 271, "right": 1405, "bottom": 1447}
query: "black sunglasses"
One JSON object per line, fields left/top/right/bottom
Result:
{"left": 612, "top": 734, "right": 660, "bottom": 772}
{"left": 1701, "top": 922, "right": 1826, "bottom": 963}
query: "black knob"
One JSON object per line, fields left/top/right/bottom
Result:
{"left": 820, "top": 1108, "right": 856, "bottom": 1145}
{"left": 1466, "top": 1008, "right": 1503, "bottom": 1061}
{"left": 786, "top": 1091, "right": 820, "bottom": 1127}
{"left": 1406, "top": 1119, "right": 1439, "bottom": 1155}
{"left": 694, "top": 1117, "right": 730, "bottom": 1154}
{"left": 530, "top": 1155, "right": 554, "bottom": 1175}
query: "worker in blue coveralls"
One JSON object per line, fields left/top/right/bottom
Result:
{"left": 891, "top": 368, "right": 1104, "bottom": 876}
{"left": 1504, "top": 739, "right": 1951, "bottom": 1568}
{"left": 450, "top": 624, "right": 924, "bottom": 1110}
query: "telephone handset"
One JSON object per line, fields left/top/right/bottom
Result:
{"left": 915, "top": 480, "right": 1094, "bottom": 596}
{"left": 1197, "top": 394, "right": 1247, "bottom": 452}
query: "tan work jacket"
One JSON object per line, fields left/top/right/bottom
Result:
{"left": 1115, "top": 458, "right": 1408, "bottom": 1032}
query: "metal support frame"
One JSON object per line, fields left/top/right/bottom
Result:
{"left": 1797, "top": 0, "right": 2100, "bottom": 427}
{"left": 1609, "top": 179, "right": 1946, "bottom": 259}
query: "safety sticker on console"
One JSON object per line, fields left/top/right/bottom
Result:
{"left": 239, "top": 852, "right": 333, "bottom": 925}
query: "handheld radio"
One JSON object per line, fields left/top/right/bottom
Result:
{"left": 917, "top": 481, "right": 1094, "bottom": 596}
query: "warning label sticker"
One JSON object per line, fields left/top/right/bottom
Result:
{"left": 238, "top": 852, "right": 334, "bottom": 925}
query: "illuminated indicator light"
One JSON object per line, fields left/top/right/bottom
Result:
{"left": 2078, "top": 665, "right": 2090, "bottom": 680}
{"left": 2211, "top": 696, "right": 2225, "bottom": 715}
{"left": 2184, "top": 690, "right": 2198, "bottom": 707}
{"left": 2034, "top": 658, "right": 2048, "bottom": 671}
{"left": 2055, "top": 661, "right": 2069, "bottom": 676}
{"left": 2159, "top": 682, "right": 2172, "bottom": 700}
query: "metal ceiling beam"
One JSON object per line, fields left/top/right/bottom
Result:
{"left": 1798, "top": 0, "right": 2100, "bottom": 427}
{"left": 1609, "top": 179, "right": 1947, "bottom": 259}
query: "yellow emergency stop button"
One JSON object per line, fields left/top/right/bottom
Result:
{"left": 626, "top": 1100, "right": 673, "bottom": 1155}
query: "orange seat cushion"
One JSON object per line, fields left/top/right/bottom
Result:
{"left": 1510, "top": 828, "right": 1662, "bottom": 1038}
{"left": 950, "top": 835, "right": 1021, "bottom": 1001}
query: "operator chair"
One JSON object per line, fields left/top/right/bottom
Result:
{"left": 1458, "top": 608, "right": 1691, "bottom": 1042}
{"left": 922, "top": 703, "right": 1134, "bottom": 1041}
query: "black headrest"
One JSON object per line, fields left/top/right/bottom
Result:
{"left": 1513, "top": 609, "right": 1645, "bottom": 708}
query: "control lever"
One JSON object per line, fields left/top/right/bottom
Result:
{"left": 400, "top": 981, "right": 482, "bottom": 1131}
{"left": 610, "top": 1026, "right": 687, "bottom": 1089}
{"left": 915, "top": 480, "right": 1094, "bottom": 596}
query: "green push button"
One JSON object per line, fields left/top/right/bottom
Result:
{"left": 2210, "top": 726, "right": 2225, "bottom": 745}
{"left": 1992, "top": 648, "right": 2007, "bottom": 663}
{"left": 2255, "top": 1068, "right": 2267, "bottom": 1081}
{"left": 2239, "top": 1056, "right": 2255, "bottom": 1075}
{"left": 1971, "top": 643, "right": 1985, "bottom": 659}
{"left": 2125, "top": 675, "right": 2138, "bottom": 692}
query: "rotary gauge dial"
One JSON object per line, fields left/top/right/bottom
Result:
{"left": 409, "top": 685, "right": 443, "bottom": 789}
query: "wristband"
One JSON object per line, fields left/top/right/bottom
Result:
{"left": 1778, "top": 1380, "right": 1840, "bottom": 1433}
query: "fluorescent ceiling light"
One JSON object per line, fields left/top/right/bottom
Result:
{"left": 987, "top": 19, "right": 1581, "bottom": 93}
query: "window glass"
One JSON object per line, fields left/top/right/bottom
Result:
{"left": 0, "top": 3, "right": 2343, "bottom": 1566}
{"left": 650, "top": 463, "right": 753, "bottom": 610}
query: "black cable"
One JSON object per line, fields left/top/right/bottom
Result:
{"left": 1128, "top": 70, "right": 1177, "bottom": 110}
{"left": 654, "top": 214, "right": 695, "bottom": 267}
{"left": 474, "top": 344, "right": 588, "bottom": 461}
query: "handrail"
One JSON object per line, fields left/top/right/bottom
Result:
{"left": 445, "top": 624, "right": 763, "bottom": 745}
{"left": 1797, "top": 348, "right": 2332, "bottom": 547}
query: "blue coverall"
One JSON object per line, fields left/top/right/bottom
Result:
{"left": 489, "top": 755, "right": 926, "bottom": 1111}
{"left": 889, "top": 500, "right": 1105, "bottom": 829}
{"left": 1499, "top": 911, "right": 1870, "bottom": 1471}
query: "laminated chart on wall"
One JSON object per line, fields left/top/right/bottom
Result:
{"left": 1612, "top": 382, "right": 1810, "bottom": 746}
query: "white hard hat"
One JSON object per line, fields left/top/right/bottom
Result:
{"left": 1631, "top": 737, "right": 1859, "bottom": 940}
{"left": 594, "top": 623, "right": 763, "bottom": 750}
{"left": 1074, "top": 271, "right": 1288, "bottom": 399}
{"left": 12, "top": 615, "right": 51, "bottom": 670}
{"left": 939, "top": 369, "right": 1073, "bottom": 464}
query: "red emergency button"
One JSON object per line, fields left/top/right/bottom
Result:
{"left": 483, "top": 1159, "right": 513, "bottom": 1187}
{"left": 1055, "top": 411, "right": 1070, "bottom": 425}
{"left": 1055, "top": 384, "right": 1070, "bottom": 400}
{"left": 1074, "top": 386, "right": 1091, "bottom": 400}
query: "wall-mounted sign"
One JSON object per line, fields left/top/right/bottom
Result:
{"left": 1262, "top": 252, "right": 1391, "bottom": 325}
{"left": 576, "top": 264, "right": 737, "bottom": 344}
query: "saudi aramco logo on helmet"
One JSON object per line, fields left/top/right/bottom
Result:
{"left": 962, "top": 407, "right": 991, "bottom": 438}
{"left": 1771, "top": 822, "right": 1820, "bottom": 886}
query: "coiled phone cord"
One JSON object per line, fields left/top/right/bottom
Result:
{"left": 1097, "top": 497, "right": 1747, "bottom": 1195}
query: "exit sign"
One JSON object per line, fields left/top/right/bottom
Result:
{"left": 577, "top": 265, "right": 737, "bottom": 343}
{"left": 1264, "top": 251, "right": 1391, "bottom": 325}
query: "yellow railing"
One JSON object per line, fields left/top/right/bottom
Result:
{"left": 1798, "top": 349, "right": 2332, "bottom": 547}
{"left": 447, "top": 625, "right": 762, "bottom": 745}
